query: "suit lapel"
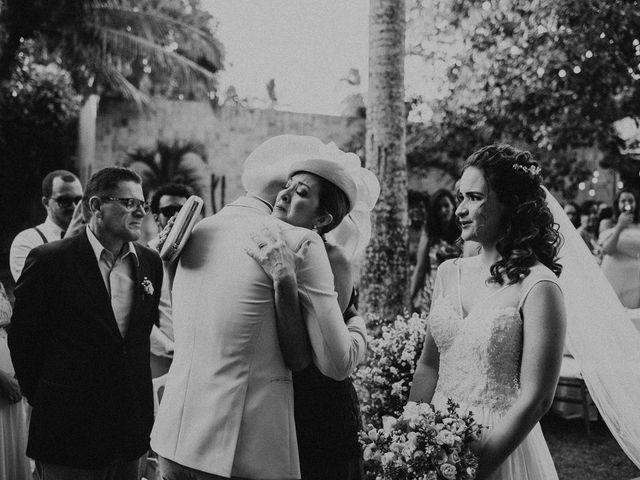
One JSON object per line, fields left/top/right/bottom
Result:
{"left": 73, "top": 232, "right": 122, "bottom": 340}
{"left": 127, "top": 244, "right": 144, "bottom": 339}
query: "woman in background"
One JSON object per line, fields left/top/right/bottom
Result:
{"left": 0, "top": 282, "right": 31, "bottom": 480}
{"left": 599, "top": 188, "right": 640, "bottom": 308}
{"left": 409, "top": 188, "right": 461, "bottom": 312}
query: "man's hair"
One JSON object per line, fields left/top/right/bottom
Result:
{"left": 84, "top": 167, "right": 142, "bottom": 200}
{"left": 150, "top": 183, "right": 193, "bottom": 214}
{"left": 42, "top": 170, "right": 80, "bottom": 198}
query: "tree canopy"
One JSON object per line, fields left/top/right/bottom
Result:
{"left": 406, "top": 0, "right": 640, "bottom": 196}
{"left": 0, "top": 0, "right": 225, "bottom": 104}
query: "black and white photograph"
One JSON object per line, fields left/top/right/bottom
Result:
{"left": 1, "top": 1, "right": 640, "bottom": 479}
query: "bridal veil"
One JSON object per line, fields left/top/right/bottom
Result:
{"left": 546, "top": 188, "right": 640, "bottom": 468}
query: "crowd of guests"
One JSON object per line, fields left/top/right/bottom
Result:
{"left": 0, "top": 138, "right": 636, "bottom": 480}
{"left": 407, "top": 185, "right": 640, "bottom": 313}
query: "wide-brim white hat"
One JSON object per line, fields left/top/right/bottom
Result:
{"left": 287, "top": 142, "right": 380, "bottom": 213}
{"left": 287, "top": 142, "right": 381, "bottom": 262}
{"left": 241, "top": 135, "right": 327, "bottom": 195}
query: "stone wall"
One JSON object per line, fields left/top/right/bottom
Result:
{"left": 95, "top": 99, "right": 364, "bottom": 208}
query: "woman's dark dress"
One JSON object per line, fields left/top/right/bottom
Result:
{"left": 293, "top": 293, "right": 363, "bottom": 480}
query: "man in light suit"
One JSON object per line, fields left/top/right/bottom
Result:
{"left": 151, "top": 135, "right": 368, "bottom": 480}
{"left": 10, "top": 167, "right": 163, "bottom": 479}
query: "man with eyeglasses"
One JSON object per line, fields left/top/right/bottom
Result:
{"left": 9, "top": 169, "right": 83, "bottom": 281}
{"left": 9, "top": 166, "right": 163, "bottom": 480}
{"left": 147, "top": 183, "right": 193, "bottom": 379}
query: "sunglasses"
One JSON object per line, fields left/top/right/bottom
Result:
{"left": 159, "top": 205, "right": 184, "bottom": 218}
{"left": 100, "top": 196, "right": 151, "bottom": 214}
{"left": 52, "top": 196, "right": 83, "bottom": 209}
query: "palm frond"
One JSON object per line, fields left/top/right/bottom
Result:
{"left": 89, "top": 3, "right": 224, "bottom": 70}
{"left": 86, "top": 23, "right": 218, "bottom": 83}
{"left": 90, "top": 60, "right": 151, "bottom": 107}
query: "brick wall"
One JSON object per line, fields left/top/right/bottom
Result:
{"left": 95, "top": 99, "right": 363, "bottom": 207}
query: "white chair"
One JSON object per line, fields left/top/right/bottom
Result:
{"left": 553, "top": 354, "right": 597, "bottom": 436}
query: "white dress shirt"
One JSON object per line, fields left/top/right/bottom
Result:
{"left": 147, "top": 237, "right": 175, "bottom": 357}
{"left": 86, "top": 227, "right": 139, "bottom": 337}
{"left": 9, "top": 216, "right": 65, "bottom": 282}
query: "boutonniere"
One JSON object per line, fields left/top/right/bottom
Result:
{"left": 141, "top": 277, "right": 154, "bottom": 296}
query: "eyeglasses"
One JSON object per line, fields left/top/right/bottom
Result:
{"left": 51, "top": 196, "right": 83, "bottom": 209}
{"left": 159, "top": 205, "right": 184, "bottom": 218}
{"left": 100, "top": 197, "right": 151, "bottom": 214}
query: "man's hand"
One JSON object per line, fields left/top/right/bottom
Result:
{"left": 150, "top": 215, "right": 177, "bottom": 253}
{"left": 64, "top": 201, "right": 87, "bottom": 238}
{"left": 246, "top": 224, "right": 309, "bottom": 281}
{"left": 0, "top": 371, "right": 22, "bottom": 404}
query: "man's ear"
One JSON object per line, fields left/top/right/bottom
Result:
{"left": 315, "top": 213, "right": 333, "bottom": 229}
{"left": 88, "top": 196, "right": 102, "bottom": 217}
{"left": 41, "top": 196, "right": 50, "bottom": 209}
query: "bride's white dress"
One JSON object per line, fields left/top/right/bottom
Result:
{"left": 429, "top": 259, "right": 559, "bottom": 480}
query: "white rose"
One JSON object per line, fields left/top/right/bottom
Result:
{"left": 436, "top": 429, "right": 456, "bottom": 446}
{"left": 363, "top": 444, "right": 376, "bottom": 460}
{"left": 382, "top": 415, "right": 398, "bottom": 433}
{"left": 381, "top": 452, "right": 395, "bottom": 466}
{"left": 440, "top": 463, "right": 457, "bottom": 480}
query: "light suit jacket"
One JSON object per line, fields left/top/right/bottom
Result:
{"left": 150, "top": 196, "right": 367, "bottom": 480}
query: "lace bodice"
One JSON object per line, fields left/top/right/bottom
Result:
{"left": 430, "top": 259, "right": 558, "bottom": 414}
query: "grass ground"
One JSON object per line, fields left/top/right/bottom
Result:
{"left": 541, "top": 413, "right": 640, "bottom": 480}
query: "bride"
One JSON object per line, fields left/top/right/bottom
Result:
{"left": 409, "top": 144, "right": 566, "bottom": 480}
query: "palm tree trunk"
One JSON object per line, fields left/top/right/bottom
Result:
{"left": 360, "top": 0, "right": 408, "bottom": 319}
{"left": 77, "top": 94, "right": 100, "bottom": 185}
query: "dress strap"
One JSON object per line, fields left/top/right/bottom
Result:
{"left": 517, "top": 275, "right": 561, "bottom": 310}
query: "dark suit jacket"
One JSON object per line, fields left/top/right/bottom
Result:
{"left": 9, "top": 230, "right": 162, "bottom": 468}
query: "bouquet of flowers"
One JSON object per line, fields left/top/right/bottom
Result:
{"left": 360, "top": 400, "right": 482, "bottom": 480}
{"left": 353, "top": 312, "right": 427, "bottom": 428}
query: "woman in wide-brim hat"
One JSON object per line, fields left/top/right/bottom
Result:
{"left": 248, "top": 142, "right": 379, "bottom": 480}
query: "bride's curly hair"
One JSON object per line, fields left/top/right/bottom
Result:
{"left": 464, "top": 144, "right": 562, "bottom": 285}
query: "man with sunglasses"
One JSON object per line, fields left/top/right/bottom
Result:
{"left": 10, "top": 166, "right": 163, "bottom": 480}
{"left": 9, "top": 169, "right": 83, "bottom": 281}
{"left": 150, "top": 183, "right": 193, "bottom": 231}
{"left": 147, "top": 183, "right": 193, "bottom": 379}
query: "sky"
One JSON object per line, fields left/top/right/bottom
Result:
{"left": 203, "top": 0, "right": 370, "bottom": 115}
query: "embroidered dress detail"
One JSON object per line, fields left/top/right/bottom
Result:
{"left": 426, "top": 259, "right": 560, "bottom": 480}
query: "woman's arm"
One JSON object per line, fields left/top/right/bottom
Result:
{"left": 600, "top": 213, "right": 633, "bottom": 254}
{"left": 326, "top": 244, "right": 353, "bottom": 313}
{"left": 246, "top": 228, "right": 312, "bottom": 371}
{"left": 409, "top": 230, "right": 430, "bottom": 307}
{"left": 475, "top": 281, "right": 566, "bottom": 480}
{"left": 408, "top": 325, "right": 439, "bottom": 403}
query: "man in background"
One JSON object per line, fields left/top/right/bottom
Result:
{"left": 9, "top": 166, "right": 162, "bottom": 480}
{"left": 9, "top": 170, "right": 83, "bottom": 281}
{"left": 148, "top": 183, "right": 193, "bottom": 378}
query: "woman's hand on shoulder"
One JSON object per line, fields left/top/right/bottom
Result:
{"left": 246, "top": 224, "right": 309, "bottom": 282}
